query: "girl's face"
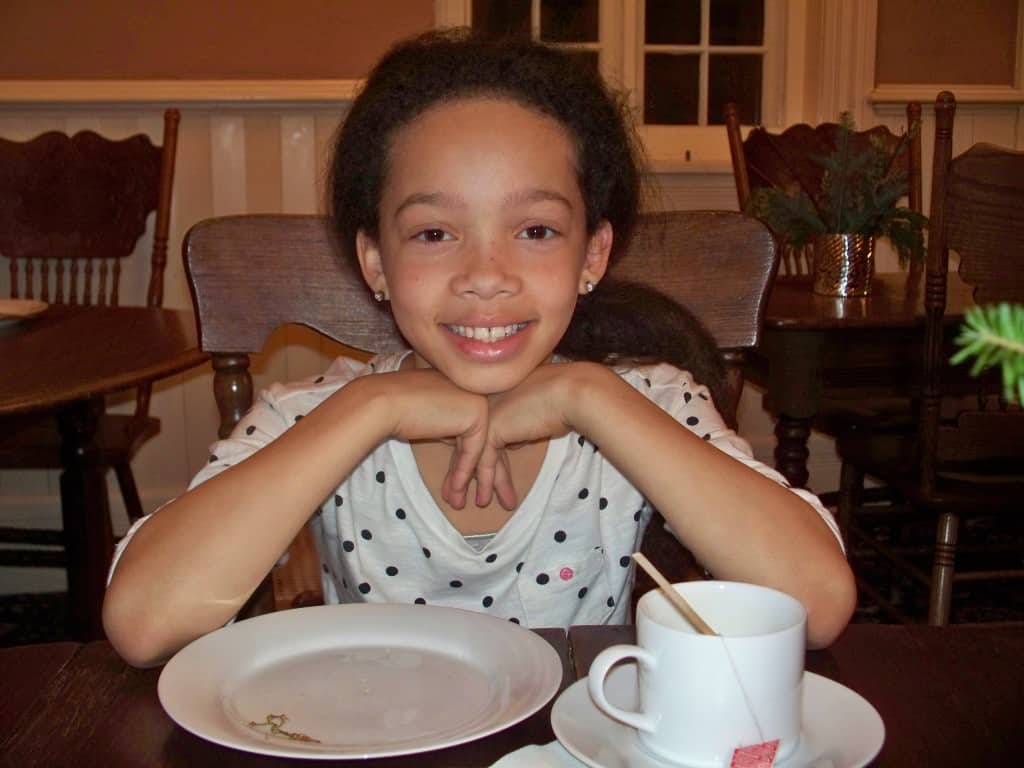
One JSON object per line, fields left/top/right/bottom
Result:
{"left": 357, "top": 97, "right": 612, "bottom": 395}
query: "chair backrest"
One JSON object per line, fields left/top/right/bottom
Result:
{"left": 920, "top": 91, "right": 1024, "bottom": 489}
{"left": 0, "top": 109, "right": 180, "bottom": 307}
{"left": 184, "top": 211, "right": 777, "bottom": 436}
{"left": 608, "top": 210, "right": 778, "bottom": 427}
{"left": 725, "top": 102, "right": 922, "bottom": 277}
{"left": 185, "top": 215, "right": 401, "bottom": 438}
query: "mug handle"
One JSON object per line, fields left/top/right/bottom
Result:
{"left": 587, "top": 644, "right": 658, "bottom": 733}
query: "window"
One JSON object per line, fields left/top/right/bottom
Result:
{"left": 642, "top": 0, "right": 767, "bottom": 126}
{"left": 440, "top": 0, "right": 786, "bottom": 165}
{"left": 468, "top": 1, "right": 614, "bottom": 80}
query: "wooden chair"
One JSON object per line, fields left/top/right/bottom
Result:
{"left": 725, "top": 102, "right": 922, "bottom": 277}
{"left": 0, "top": 110, "right": 180, "bottom": 565}
{"left": 183, "top": 211, "right": 778, "bottom": 612}
{"left": 608, "top": 210, "right": 777, "bottom": 430}
{"left": 836, "top": 92, "right": 1024, "bottom": 625}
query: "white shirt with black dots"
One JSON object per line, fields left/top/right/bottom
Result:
{"left": 110, "top": 352, "right": 841, "bottom": 629}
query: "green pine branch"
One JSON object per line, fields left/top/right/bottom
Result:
{"left": 951, "top": 303, "right": 1024, "bottom": 404}
{"left": 744, "top": 112, "right": 927, "bottom": 267}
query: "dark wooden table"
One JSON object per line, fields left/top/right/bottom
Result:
{"left": 3, "top": 623, "right": 1021, "bottom": 767}
{"left": 746, "top": 272, "right": 975, "bottom": 488}
{"left": 0, "top": 304, "right": 206, "bottom": 640}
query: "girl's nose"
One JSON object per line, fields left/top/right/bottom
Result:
{"left": 451, "top": 240, "right": 521, "bottom": 299}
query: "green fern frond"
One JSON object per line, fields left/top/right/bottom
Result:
{"left": 748, "top": 112, "right": 927, "bottom": 266}
{"left": 951, "top": 303, "right": 1024, "bottom": 404}
{"left": 746, "top": 188, "right": 826, "bottom": 246}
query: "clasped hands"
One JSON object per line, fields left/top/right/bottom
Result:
{"left": 386, "top": 363, "right": 596, "bottom": 513}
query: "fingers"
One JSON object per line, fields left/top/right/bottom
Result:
{"left": 442, "top": 435, "right": 478, "bottom": 510}
{"left": 472, "top": 442, "right": 519, "bottom": 510}
{"left": 473, "top": 441, "right": 498, "bottom": 508}
{"left": 492, "top": 451, "right": 518, "bottom": 511}
{"left": 445, "top": 441, "right": 519, "bottom": 513}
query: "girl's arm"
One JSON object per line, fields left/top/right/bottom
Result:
{"left": 478, "top": 362, "right": 856, "bottom": 648}
{"left": 103, "top": 368, "right": 490, "bottom": 667}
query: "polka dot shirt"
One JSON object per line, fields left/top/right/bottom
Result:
{"left": 111, "top": 353, "right": 840, "bottom": 629}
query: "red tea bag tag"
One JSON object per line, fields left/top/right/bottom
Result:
{"left": 730, "top": 738, "right": 779, "bottom": 768}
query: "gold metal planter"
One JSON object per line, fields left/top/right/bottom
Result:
{"left": 812, "top": 234, "right": 875, "bottom": 297}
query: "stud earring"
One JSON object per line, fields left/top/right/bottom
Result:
{"left": 373, "top": 290, "right": 385, "bottom": 302}
{"left": 585, "top": 281, "right": 595, "bottom": 294}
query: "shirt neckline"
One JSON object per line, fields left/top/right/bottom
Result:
{"left": 388, "top": 432, "right": 569, "bottom": 558}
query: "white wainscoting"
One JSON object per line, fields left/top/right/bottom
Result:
{"left": 1, "top": 96, "right": 1019, "bottom": 593}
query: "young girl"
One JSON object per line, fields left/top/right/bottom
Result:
{"left": 103, "top": 30, "right": 855, "bottom": 667}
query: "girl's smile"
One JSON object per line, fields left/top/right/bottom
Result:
{"left": 356, "top": 97, "right": 612, "bottom": 395}
{"left": 443, "top": 320, "right": 533, "bottom": 362}
{"left": 445, "top": 322, "right": 529, "bottom": 343}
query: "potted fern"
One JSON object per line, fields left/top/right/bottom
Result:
{"left": 747, "top": 113, "right": 928, "bottom": 297}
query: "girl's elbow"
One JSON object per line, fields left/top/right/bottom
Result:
{"left": 805, "top": 559, "right": 858, "bottom": 649}
{"left": 102, "top": 586, "right": 176, "bottom": 668}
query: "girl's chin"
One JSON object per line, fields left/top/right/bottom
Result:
{"left": 442, "top": 366, "right": 532, "bottom": 396}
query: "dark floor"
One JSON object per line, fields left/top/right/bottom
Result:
{"left": 0, "top": 590, "right": 70, "bottom": 647}
{"left": 846, "top": 510, "right": 1024, "bottom": 625}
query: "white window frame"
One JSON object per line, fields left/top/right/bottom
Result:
{"left": 436, "top": 0, "right": 787, "bottom": 168}
{"left": 624, "top": 0, "right": 785, "bottom": 163}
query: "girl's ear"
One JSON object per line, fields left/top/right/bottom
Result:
{"left": 580, "top": 220, "right": 613, "bottom": 292}
{"left": 356, "top": 230, "right": 388, "bottom": 298}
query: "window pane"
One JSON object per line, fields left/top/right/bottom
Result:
{"left": 472, "top": 0, "right": 531, "bottom": 38}
{"left": 710, "top": 0, "right": 764, "bottom": 46}
{"left": 644, "top": 53, "right": 700, "bottom": 125}
{"left": 541, "top": 0, "right": 599, "bottom": 43}
{"left": 707, "top": 54, "right": 762, "bottom": 125}
{"left": 645, "top": 0, "right": 701, "bottom": 45}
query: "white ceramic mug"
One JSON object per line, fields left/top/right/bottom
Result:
{"left": 588, "top": 581, "right": 806, "bottom": 767}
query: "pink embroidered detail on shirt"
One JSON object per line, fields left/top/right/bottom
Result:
{"left": 559, "top": 567, "right": 574, "bottom": 581}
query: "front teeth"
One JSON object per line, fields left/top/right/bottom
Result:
{"left": 448, "top": 323, "right": 527, "bottom": 342}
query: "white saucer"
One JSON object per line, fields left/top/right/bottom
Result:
{"left": 551, "top": 663, "right": 884, "bottom": 768}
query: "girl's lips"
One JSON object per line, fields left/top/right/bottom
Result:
{"left": 442, "top": 321, "right": 532, "bottom": 360}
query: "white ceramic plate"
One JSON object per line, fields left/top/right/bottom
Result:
{"left": 158, "top": 604, "right": 563, "bottom": 759}
{"left": 551, "top": 662, "right": 884, "bottom": 768}
{"left": 0, "top": 298, "right": 48, "bottom": 327}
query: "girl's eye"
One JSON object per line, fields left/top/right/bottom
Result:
{"left": 414, "top": 228, "right": 452, "bottom": 243}
{"left": 518, "top": 225, "right": 557, "bottom": 240}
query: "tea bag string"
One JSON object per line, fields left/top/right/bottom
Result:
{"left": 630, "top": 553, "right": 767, "bottom": 743}
{"left": 720, "top": 638, "right": 767, "bottom": 745}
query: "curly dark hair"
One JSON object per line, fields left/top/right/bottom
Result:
{"left": 328, "top": 29, "right": 729, "bottom": 415}
{"left": 328, "top": 28, "right": 640, "bottom": 261}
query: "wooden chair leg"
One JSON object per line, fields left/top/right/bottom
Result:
{"left": 929, "top": 512, "right": 959, "bottom": 626}
{"left": 114, "top": 462, "right": 145, "bottom": 523}
{"left": 836, "top": 461, "right": 864, "bottom": 548}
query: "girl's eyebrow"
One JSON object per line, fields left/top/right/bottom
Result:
{"left": 504, "top": 188, "right": 574, "bottom": 210}
{"left": 394, "top": 189, "right": 573, "bottom": 217}
{"left": 394, "top": 192, "right": 465, "bottom": 217}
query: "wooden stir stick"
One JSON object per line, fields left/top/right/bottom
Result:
{"left": 632, "top": 552, "right": 718, "bottom": 636}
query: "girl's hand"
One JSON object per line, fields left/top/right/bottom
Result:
{"left": 377, "top": 369, "right": 491, "bottom": 509}
{"left": 473, "top": 362, "right": 594, "bottom": 509}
